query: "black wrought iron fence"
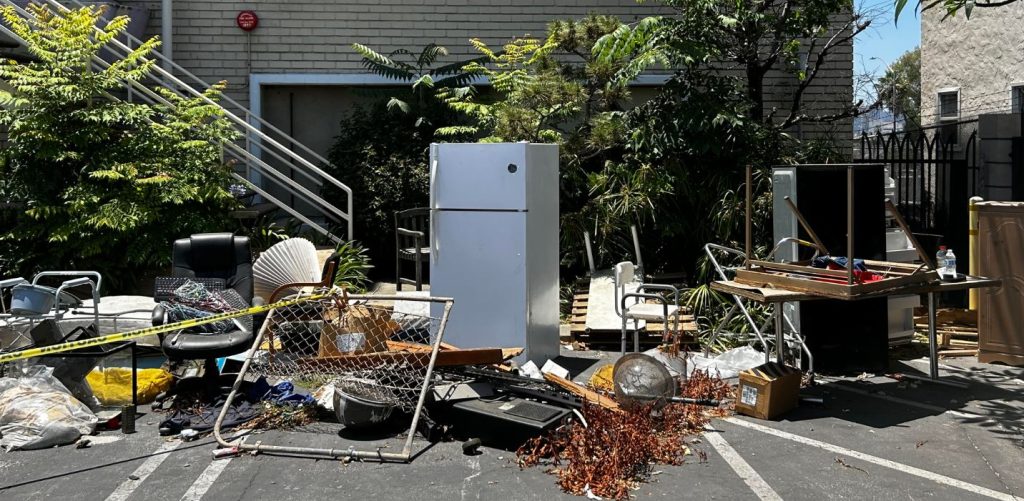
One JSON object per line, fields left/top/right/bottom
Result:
{"left": 856, "top": 120, "right": 980, "bottom": 261}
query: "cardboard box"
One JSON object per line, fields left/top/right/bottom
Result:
{"left": 734, "top": 363, "right": 801, "bottom": 420}
{"left": 317, "top": 306, "right": 396, "bottom": 357}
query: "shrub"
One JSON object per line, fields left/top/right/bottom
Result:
{"left": 0, "top": 5, "right": 239, "bottom": 290}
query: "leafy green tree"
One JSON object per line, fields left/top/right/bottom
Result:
{"left": 320, "top": 43, "right": 481, "bottom": 279}
{"left": 323, "top": 101, "right": 434, "bottom": 279}
{"left": 596, "top": 0, "right": 870, "bottom": 127}
{"left": 0, "top": 5, "right": 239, "bottom": 289}
{"left": 875, "top": 47, "right": 921, "bottom": 131}
{"left": 438, "top": 16, "right": 673, "bottom": 268}
{"left": 351, "top": 42, "right": 484, "bottom": 128}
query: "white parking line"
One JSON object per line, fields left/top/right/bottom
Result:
{"left": 180, "top": 436, "right": 247, "bottom": 501}
{"left": 703, "top": 425, "right": 783, "bottom": 501}
{"left": 723, "top": 417, "right": 1023, "bottom": 501}
{"left": 105, "top": 440, "right": 182, "bottom": 501}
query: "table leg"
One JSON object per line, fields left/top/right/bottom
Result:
{"left": 775, "top": 303, "right": 784, "bottom": 364}
{"left": 928, "top": 292, "right": 939, "bottom": 379}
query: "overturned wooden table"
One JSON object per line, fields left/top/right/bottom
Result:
{"left": 711, "top": 275, "right": 1000, "bottom": 381}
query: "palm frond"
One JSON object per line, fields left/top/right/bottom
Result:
{"left": 352, "top": 43, "right": 415, "bottom": 81}
{"left": 386, "top": 97, "right": 411, "bottom": 113}
{"left": 431, "top": 54, "right": 493, "bottom": 76}
{"left": 417, "top": 43, "right": 449, "bottom": 67}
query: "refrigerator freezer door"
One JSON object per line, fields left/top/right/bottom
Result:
{"left": 431, "top": 143, "right": 528, "bottom": 211}
{"left": 431, "top": 210, "right": 527, "bottom": 352}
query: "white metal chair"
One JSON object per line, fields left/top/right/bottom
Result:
{"left": 613, "top": 261, "right": 680, "bottom": 355}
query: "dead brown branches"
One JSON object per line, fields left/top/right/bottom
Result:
{"left": 517, "top": 370, "right": 733, "bottom": 500}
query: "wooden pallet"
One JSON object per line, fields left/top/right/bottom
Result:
{"left": 568, "top": 278, "right": 698, "bottom": 346}
{"left": 914, "top": 308, "right": 978, "bottom": 358}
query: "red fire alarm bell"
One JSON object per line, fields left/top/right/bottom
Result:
{"left": 236, "top": 11, "right": 258, "bottom": 32}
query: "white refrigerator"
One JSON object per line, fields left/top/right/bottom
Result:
{"left": 429, "top": 142, "right": 560, "bottom": 364}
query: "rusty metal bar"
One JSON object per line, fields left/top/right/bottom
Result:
{"left": 782, "top": 196, "right": 830, "bottom": 256}
{"left": 745, "top": 165, "right": 753, "bottom": 270}
{"left": 847, "top": 165, "right": 855, "bottom": 285}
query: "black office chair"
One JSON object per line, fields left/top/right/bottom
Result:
{"left": 152, "top": 233, "right": 262, "bottom": 392}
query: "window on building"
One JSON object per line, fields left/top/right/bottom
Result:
{"left": 938, "top": 91, "right": 959, "bottom": 120}
{"left": 937, "top": 90, "right": 960, "bottom": 145}
{"left": 1012, "top": 85, "right": 1024, "bottom": 114}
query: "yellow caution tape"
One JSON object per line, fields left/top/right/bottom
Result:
{"left": 0, "top": 289, "right": 341, "bottom": 365}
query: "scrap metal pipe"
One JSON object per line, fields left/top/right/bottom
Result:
{"left": 745, "top": 165, "right": 752, "bottom": 269}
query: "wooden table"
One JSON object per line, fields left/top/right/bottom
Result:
{"left": 711, "top": 275, "right": 1000, "bottom": 380}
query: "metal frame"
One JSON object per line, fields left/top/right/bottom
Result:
{"left": 0, "top": 272, "right": 102, "bottom": 333}
{"left": 213, "top": 294, "right": 454, "bottom": 463}
{"left": 703, "top": 243, "right": 815, "bottom": 378}
{"left": 612, "top": 262, "right": 680, "bottom": 355}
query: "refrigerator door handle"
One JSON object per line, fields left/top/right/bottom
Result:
{"left": 429, "top": 147, "right": 440, "bottom": 260}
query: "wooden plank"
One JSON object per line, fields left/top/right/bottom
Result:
{"left": 734, "top": 267, "right": 936, "bottom": 300}
{"left": 544, "top": 372, "right": 620, "bottom": 412}
{"left": 938, "top": 349, "right": 977, "bottom": 358}
{"left": 749, "top": 260, "right": 851, "bottom": 279}
{"left": 298, "top": 347, "right": 504, "bottom": 371}
{"left": 386, "top": 340, "right": 432, "bottom": 353}
{"left": 710, "top": 280, "right": 820, "bottom": 303}
{"left": 885, "top": 199, "right": 936, "bottom": 269}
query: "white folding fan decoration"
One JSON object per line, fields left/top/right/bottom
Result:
{"left": 253, "top": 237, "right": 322, "bottom": 300}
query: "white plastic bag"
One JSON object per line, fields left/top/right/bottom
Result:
{"left": 0, "top": 365, "right": 98, "bottom": 451}
{"left": 642, "top": 346, "right": 766, "bottom": 380}
{"left": 688, "top": 346, "right": 766, "bottom": 380}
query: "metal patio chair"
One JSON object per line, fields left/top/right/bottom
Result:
{"left": 613, "top": 261, "right": 681, "bottom": 355}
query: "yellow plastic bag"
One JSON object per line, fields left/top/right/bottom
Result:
{"left": 86, "top": 368, "right": 173, "bottom": 406}
{"left": 589, "top": 364, "right": 615, "bottom": 393}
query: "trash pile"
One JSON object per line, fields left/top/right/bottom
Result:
{"left": 0, "top": 365, "right": 98, "bottom": 451}
{"left": 0, "top": 280, "right": 804, "bottom": 501}
{"left": 517, "top": 370, "right": 732, "bottom": 500}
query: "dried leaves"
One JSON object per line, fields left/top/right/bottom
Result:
{"left": 240, "top": 403, "right": 318, "bottom": 430}
{"left": 517, "top": 370, "right": 732, "bottom": 500}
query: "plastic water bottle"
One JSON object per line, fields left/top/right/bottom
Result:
{"left": 945, "top": 248, "right": 957, "bottom": 278}
{"left": 935, "top": 245, "right": 947, "bottom": 278}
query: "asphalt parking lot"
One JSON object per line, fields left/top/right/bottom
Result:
{"left": 1, "top": 354, "right": 1021, "bottom": 501}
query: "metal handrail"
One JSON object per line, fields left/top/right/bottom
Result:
{"left": 17, "top": 0, "right": 354, "bottom": 240}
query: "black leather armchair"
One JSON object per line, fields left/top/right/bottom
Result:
{"left": 153, "top": 233, "right": 262, "bottom": 385}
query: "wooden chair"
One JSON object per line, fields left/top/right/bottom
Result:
{"left": 395, "top": 208, "right": 430, "bottom": 291}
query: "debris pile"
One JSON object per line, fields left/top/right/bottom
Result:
{"left": 517, "top": 370, "right": 732, "bottom": 500}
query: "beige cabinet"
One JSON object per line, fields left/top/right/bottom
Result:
{"left": 978, "top": 202, "right": 1024, "bottom": 365}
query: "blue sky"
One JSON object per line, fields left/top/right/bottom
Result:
{"left": 854, "top": 0, "right": 920, "bottom": 100}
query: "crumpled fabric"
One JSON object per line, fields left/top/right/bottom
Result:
{"left": 264, "top": 381, "right": 315, "bottom": 407}
{"left": 158, "top": 397, "right": 260, "bottom": 435}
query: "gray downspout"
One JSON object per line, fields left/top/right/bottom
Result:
{"left": 161, "top": 0, "right": 171, "bottom": 71}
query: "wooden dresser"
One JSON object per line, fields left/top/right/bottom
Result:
{"left": 977, "top": 202, "right": 1024, "bottom": 365}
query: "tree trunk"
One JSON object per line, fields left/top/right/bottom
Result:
{"left": 746, "top": 62, "right": 766, "bottom": 123}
